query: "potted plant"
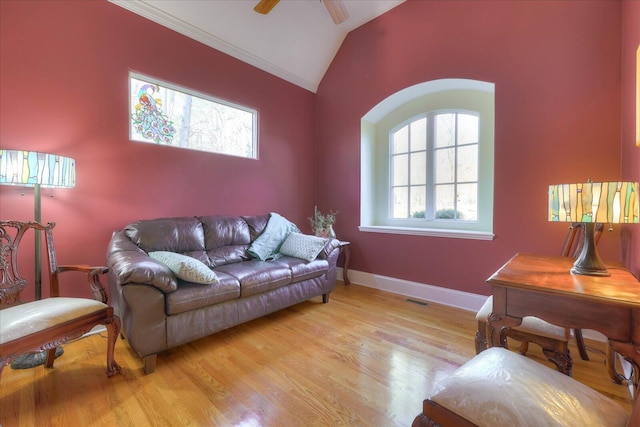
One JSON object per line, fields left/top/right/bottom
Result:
{"left": 309, "top": 206, "right": 338, "bottom": 238}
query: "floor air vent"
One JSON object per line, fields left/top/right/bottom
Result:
{"left": 406, "top": 298, "right": 430, "bottom": 307}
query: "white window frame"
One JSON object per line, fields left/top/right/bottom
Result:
{"left": 360, "top": 79, "right": 495, "bottom": 240}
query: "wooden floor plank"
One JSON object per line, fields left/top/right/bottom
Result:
{"left": 0, "top": 283, "right": 633, "bottom": 426}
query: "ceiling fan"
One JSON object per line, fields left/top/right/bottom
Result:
{"left": 254, "top": 0, "right": 350, "bottom": 25}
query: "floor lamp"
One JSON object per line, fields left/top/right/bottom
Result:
{"left": 0, "top": 149, "right": 76, "bottom": 368}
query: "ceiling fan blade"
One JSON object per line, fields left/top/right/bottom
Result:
{"left": 322, "top": 0, "right": 349, "bottom": 24}
{"left": 254, "top": 0, "right": 280, "bottom": 15}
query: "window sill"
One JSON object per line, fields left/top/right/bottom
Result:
{"left": 358, "top": 225, "right": 495, "bottom": 241}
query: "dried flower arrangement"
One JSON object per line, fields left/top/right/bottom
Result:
{"left": 308, "top": 206, "right": 338, "bottom": 237}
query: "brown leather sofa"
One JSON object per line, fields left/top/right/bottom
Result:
{"left": 106, "top": 214, "right": 340, "bottom": 374}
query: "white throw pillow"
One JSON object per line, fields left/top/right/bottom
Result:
{"left": 279, "top": 232, "right": 328, "bottom": 262}
{"left": 149, "top": 251, "right": 219, "bottom": 285}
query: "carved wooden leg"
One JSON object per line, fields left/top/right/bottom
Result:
{"left": 143, "top": 354, "right": 157, "bottom": 375}
{"left": 44, "top": 348, "right": 57, "bottom": 368}
{"left": 474, "top": 320, "right": 487, "bottom": 354}
{"left": 322, "top": 293, "right": 330, "bottom": 303}
{"left": 487, "top": 313, "right": 519, "bottom": 349}
{"left": 105, "top": 315, "right": 122, "bottom": 377}
{"left": 542, "top": 348, "right": 572, "bottom": 376}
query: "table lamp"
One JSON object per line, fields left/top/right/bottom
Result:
{"left": 549, "top": 181, "right": 639, "bottom": 276}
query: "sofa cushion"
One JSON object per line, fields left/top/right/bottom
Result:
{"left": 243, "top": 214, "right": 270, "bottom": 241}
{"left": 125, "top": 217, "right": 205, "bottom": 253}
{"left": 275, "top": 257, "right": 329, "bottom": 282}
{"left": 149, "top": 251, "right": 219, "bottom": 285}
{"left": 215, "top": 260, "right": 292, "bottom": 297}
{"left": 165, "top": 272, "right": 240, "bottom": 315}
{"left": 429, "top": 347, "right": 628, "bottom": 427}
{"left": 199, "top": 215, "right": 252, "bottom": 249}
{"left": 279, "top": 232, "right": 328, "bottom": 262}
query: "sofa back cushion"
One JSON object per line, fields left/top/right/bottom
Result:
{"left": 199, "top": 215, "right": 254, "bottom": 267}
{"left": 124, "top": 214, "right": 275, "bottom": 269}
{"left": 125, "top": 217, "right": 205, "bottom": 253}
{"left": 242, "top": 214, "right": 270, "bottom": 241}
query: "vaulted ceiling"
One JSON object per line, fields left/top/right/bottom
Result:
{"left": 109, "top": 0, "right": 405, "bottom": 93}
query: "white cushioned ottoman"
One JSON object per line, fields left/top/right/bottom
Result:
{"left": 423, "top": 347, "right": 628, "bottom": 427}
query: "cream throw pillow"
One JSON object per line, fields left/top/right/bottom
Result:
{"left": 279, "top": 232, "right": 328, "bottom": 262}
{"left": 149, "top": 251, "right": 218, "bottom": 285}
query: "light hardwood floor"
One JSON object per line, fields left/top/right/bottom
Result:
{"left": 1, "top": 282, "right": 633, "bottom": 426}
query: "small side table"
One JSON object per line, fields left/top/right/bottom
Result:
{"left": 338, "top": 241, "right": 351, "bottom": 285}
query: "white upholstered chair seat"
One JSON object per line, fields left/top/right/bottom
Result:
{"left": 476, "top": 295, "right": 570, "bottom": 340}
{"left": 428, "top": 347, "right": 628, "bottom": 427}
{"left": 0, "top": 297, "right": 107, "bottom": 344}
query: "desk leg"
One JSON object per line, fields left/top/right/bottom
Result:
{"left": 609, "top": 341, "right": 640, "bottom": 395}
{"left": 606, "top": 345, "right": 627, "bottom": 385}
{"left": 607, "top": 342, "right": 640, "bottom": 389}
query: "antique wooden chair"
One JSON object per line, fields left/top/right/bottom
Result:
{"left": 0, "top": 220, "right": 121, "bottom": 379}
{"left": 475, "top": 222, "right": 604, "bottom": 375}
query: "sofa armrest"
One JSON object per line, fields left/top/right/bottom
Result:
{"left": 107, "top": 230, "right": 178, "bottom": 293}
{"left": 318, "top": 238, "right": 340, "bottom": 260}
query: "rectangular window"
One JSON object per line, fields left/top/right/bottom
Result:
{"left": 390, "top": 111, "right": 479, "bottom": 221}
{"left": 129, "top": 72, "right": 257, "bottom": 159}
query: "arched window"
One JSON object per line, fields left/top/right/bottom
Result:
{"left": 360, "top": 79, "right": 495, "bottom": 239}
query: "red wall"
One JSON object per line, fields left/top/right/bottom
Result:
{"left": 1, "top": 0, "right": 633, "bottom": 301}
{"left": 0, "top": 1, "right": 316, "bottom": 299}
{"left": 315, "top": 0, "right": 624, "bottom": 294}
{"left": 621, "top": 0, "right": 640, "bottom": 279}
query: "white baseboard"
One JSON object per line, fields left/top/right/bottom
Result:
{"left": 337, "top": 267, "right": 605, "bottom": 343}
{"left": 337, "top": 267, "right": 487, "bottom": 312}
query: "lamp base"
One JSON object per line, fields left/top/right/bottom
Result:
{"left": 570, "top": 222, "right": 610, "bottom": 277}
{"left": 570, "top": 264, "right": 611, "bottom": 277}
{"left": 10, "top": 347, "right": 64, "bottom": 370}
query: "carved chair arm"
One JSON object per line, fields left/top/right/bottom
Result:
{"left": 55, "top": 265, "right": 109, "bottom": 303}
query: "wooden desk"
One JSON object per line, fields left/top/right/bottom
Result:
{"left": 487, "top": 253, "right": 640, "bottom": 383}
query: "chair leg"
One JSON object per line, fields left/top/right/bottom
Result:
{"left": 574, "top": 328, "right": 589, "bottom": 361}
{"left": 542, "top": 347, "right": 572, "bottom": 376}
{"left": 105, "top": 316, "right": 122, "bottom": 377}
{"left": 44, "top": 348, "right": 58, "bottom": 368}
{"left": 475, "top": 320, "right": 488, "bottom": 354}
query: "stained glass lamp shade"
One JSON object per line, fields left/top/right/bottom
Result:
{"left": 0, "top": 149, "right": 75, "bottom": 299}
{"left": 549, "top": 181, "right": 639, "bottom": 276}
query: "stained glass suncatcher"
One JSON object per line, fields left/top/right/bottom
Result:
{"left": 129, "top": 72, "right": 257, "bottom": 158}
